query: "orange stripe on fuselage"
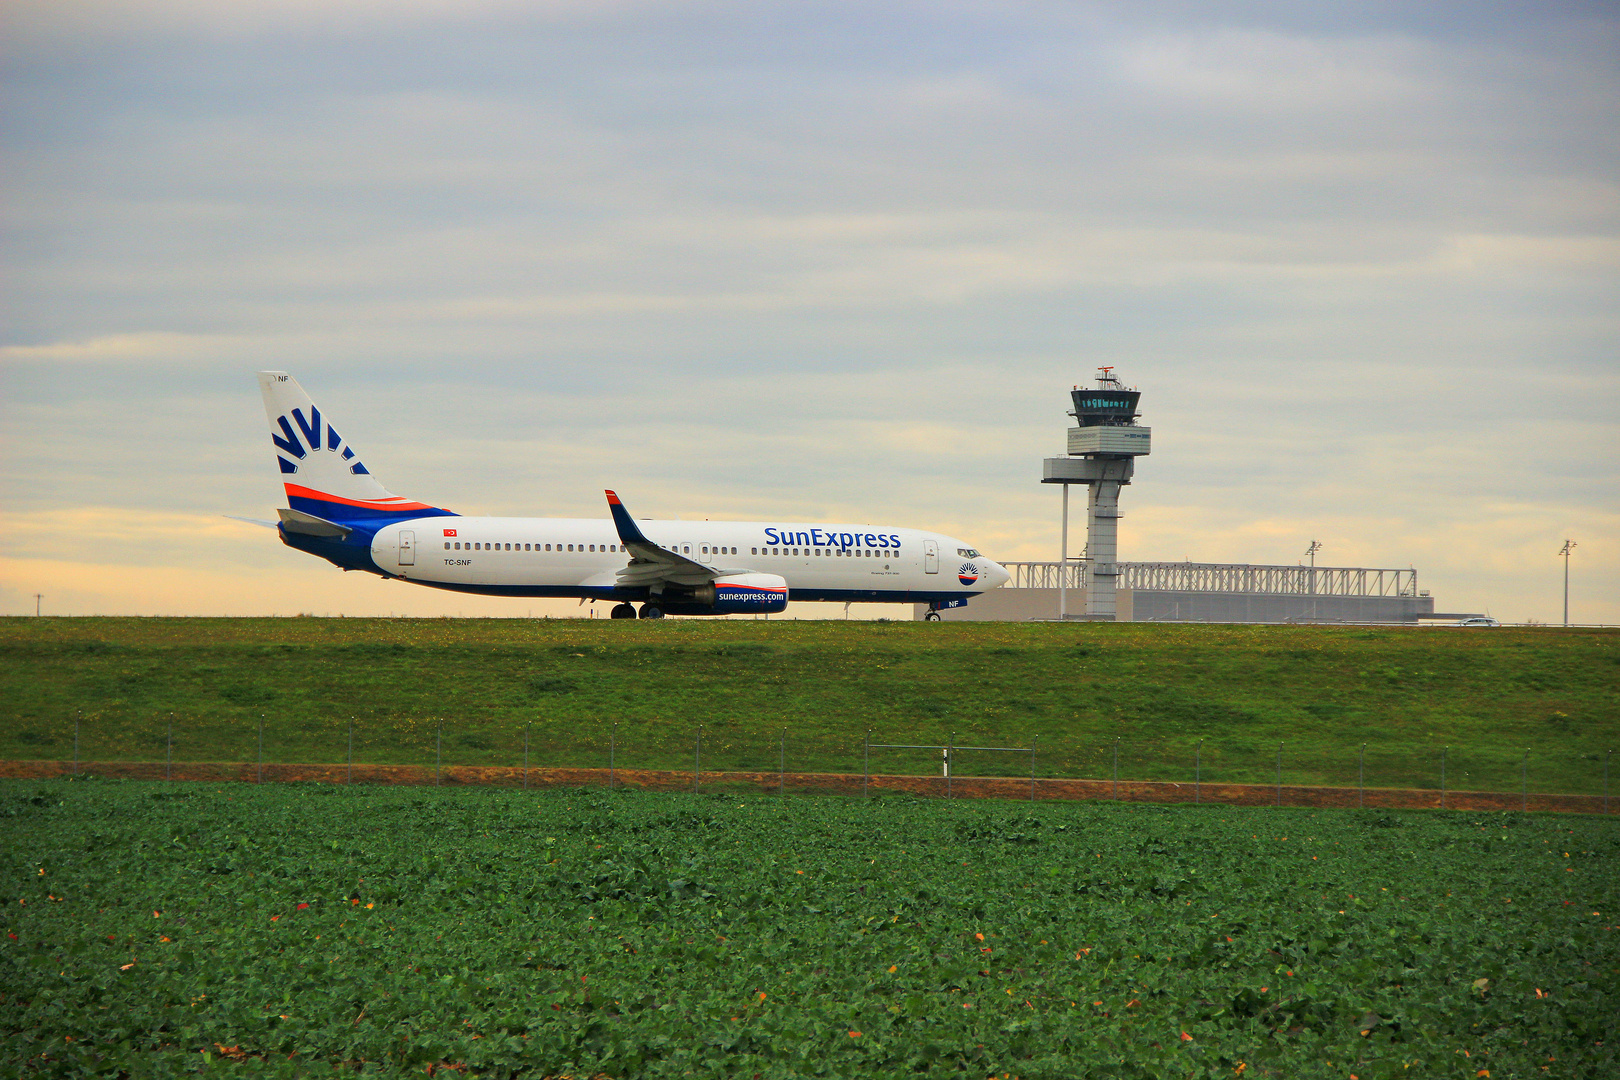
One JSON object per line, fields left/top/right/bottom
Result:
{"left": 283, "top": 484, "right": 438, "bottom": 513}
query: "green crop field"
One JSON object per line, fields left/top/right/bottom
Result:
{"left": 3, "top": 780, "right": 1616, "bottom": 1077}
{"left": 2, "top": 617, "right": 1616, "bottom": 796}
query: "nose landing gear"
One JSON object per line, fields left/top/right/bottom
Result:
{"left": 924, "top": 611, "right": 942, "bottom": 622}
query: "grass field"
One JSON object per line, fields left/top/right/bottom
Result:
{"left": 4, "top": 779, "right": 1616, "bottom": 1077}
{"left": 2, "top": 617, "right": 1616, "bottom": 796}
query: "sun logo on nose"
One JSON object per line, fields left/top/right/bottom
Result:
{"left": 958, "top": 563, "right": 979, "bottom": 586}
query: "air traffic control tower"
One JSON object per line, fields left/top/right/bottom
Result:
{"left": 1042, "top": 368, "right": 1150, "bottom": 620}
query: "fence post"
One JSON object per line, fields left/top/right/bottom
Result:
{"left": 1195, "top": 739, "right": 1202, "bottom": 804}
{"left": 523, "top": 721, "right": 529, "bottom": 790}
{"left": 694, "top": 726, "right": 702, "bottom": 794}
{"left": 1521, "top": 748, "right": 1528, "bottom": 812}
{"left": 257, "top": 715, "right": 263, "bottom": 784}
{"left": 1112, "top": 738, "right": 1119, "bottom": 800}
{"left": 1440, "top": 745, "right": 1446, "bottom": 809}
{"left": 863, "top": 730, "right": 869, "bottom": 799}
{"left": 73, "top": 711, "right": 80, "bottom": 777}
{"left": 347, "top": 717, "right": 353, "bottom": 785}
{"left": 1030, "top": 734, "right": 1037, "bottom": 803}
{"left": 1358, "top": 743, "right": 1365, "bottom": 808}
{"left": 166, "top": 715, "right": 173, "bottom": 781}
{"left": 1274, "top": 742, "right": 1282, "bottom": 807}
{"left": 436, "top": 721, "right": 442, "bottom": 786}
{"left": 609, "top": 721, "right": 616, "bottom": 791}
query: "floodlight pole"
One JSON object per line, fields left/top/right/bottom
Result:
{"left": 1305, "top": 541, "right": 1322, "bottom": 621}
{"left": 34, "top": 594, "right": 43, "bottom": 617}
{"left": 1560, "top": 540, "right": 1576, "bottom": 626}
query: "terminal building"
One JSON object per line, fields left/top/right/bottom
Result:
{"left": 916, "top": 560, "right": 1435, "bottom": 623}
{"left": 915, "top": 371, "right": 1440, "bottom": 624}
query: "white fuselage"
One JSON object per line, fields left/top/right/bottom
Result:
{"left": 373, "top": 516, "right": 1008, "bottom": 602}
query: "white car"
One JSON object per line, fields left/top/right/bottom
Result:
{"left": 1457, "top": 616, "right": 1500, "bottom": 627}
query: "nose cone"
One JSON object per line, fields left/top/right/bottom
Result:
{"left": 982, "top": 559, "right": 1012, "bottom": 589}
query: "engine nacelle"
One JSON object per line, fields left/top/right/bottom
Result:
{"left": 659, "top": 573, "right": 789, "bottom": 615}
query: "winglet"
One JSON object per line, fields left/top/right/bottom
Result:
{"left": 604, "top": 489, "right": 653, "bottom": 547}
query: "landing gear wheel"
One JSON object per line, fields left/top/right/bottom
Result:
{"left": 609, "top": 603, "right": 637, "bottom": 620}
{"left": 925, "top": 611, "right": 942, "bottom": 622}
{"left": 639, "top": 604, "right": 665, "bottom": 620}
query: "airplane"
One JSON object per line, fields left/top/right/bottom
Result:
{"left": 250, "top": 371, "right": 1010, "bottom": 620}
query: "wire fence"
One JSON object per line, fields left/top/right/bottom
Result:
{"left": 4, "top": 714, "right": 1614, "bottom": 813}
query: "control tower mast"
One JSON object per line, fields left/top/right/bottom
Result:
{"left": 1041, "top": 368, "right": 1151, "bottom": 620}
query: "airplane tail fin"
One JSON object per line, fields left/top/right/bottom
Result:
{"left": 257, "top": 372, "right": 452, "bottom": 525}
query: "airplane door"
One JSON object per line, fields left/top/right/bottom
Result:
{"left": 924, "top": 539, "right": 939, "bottom": 574}
{"left": 697, "top": 542, "right": 718, "bottom": 566}
{"left": 399, "top": 530, "right": 416, "bottom": 566}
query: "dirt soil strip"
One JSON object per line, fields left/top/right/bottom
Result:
{"left": 2, "top": 759, "right": 1610, "bottom": 815}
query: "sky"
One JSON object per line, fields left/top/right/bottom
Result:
{"left": 2, "top": 0, "right": 1616, "bottom": 622}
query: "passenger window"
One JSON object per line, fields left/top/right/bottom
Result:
{"left": 443, "top": 542, "right": 449, "bottom": 550}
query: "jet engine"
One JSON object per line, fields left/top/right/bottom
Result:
{"left": 658, "top": 573, "right": 788, "bottom": 615}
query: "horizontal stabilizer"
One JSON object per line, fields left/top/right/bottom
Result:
{"left": 277, "top": 507, "right": 353, "bottom": 540}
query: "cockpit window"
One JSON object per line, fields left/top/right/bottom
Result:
{"left": 957, "top": 548, "right": 981, "bottom": 558}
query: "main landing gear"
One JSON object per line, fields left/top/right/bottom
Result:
{"left": 639, "top": 604, "right": 665, "bottom": 620}
{"left": 609, "top": 603, "right": 637, "bottom": 620}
